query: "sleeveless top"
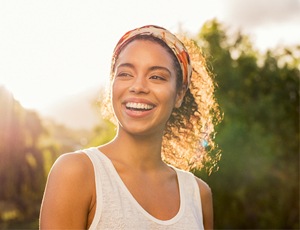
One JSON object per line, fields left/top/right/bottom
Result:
{"left": 82, "top": 147, "right": 204, "bottom": 230}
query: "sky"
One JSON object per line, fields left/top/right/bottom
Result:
{"left": 1, "top": 0, "right": 299, "bottom": 114}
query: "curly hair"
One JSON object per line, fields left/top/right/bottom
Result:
{"left": 163, "top": 37, "right": 222, "bottom": 173}
{"left": 102, "top": 35, "right": 222, "bottom": 173}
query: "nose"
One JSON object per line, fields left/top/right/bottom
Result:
{"left": 129, "top": 76, "right": 150, "bottom": 94}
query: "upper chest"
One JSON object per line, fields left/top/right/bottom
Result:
{"left": 119, "top": 171, "right": 181, "bottom": 220}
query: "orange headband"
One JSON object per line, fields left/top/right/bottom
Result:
{"left": 112, "top": 25, "right": 192, "bottom": 88}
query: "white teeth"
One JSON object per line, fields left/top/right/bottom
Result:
{"left": 126, "top": 102, "right": 154, "bottom": 110}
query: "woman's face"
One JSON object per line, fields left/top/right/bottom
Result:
{"left": 112, "top": 39, "right": 184, "bottom": 137}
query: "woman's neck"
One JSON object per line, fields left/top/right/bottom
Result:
{"left": 100, "top": 128, "right": 165, "bottom": 171}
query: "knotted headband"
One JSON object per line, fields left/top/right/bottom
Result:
{"left": 112, "top": 25, "right": 192, "bottom": 88}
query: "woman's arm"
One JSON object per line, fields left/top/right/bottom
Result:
{"left": 196, "top": 177, "right": 214, "bottom": 230}
{"left": 39, "top": 153, "right": 94, "bottom": 229}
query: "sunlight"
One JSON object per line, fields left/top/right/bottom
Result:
{"left": 0, "top": 86, "right": 16, "bottom": 152}
{"left": 0, "top": 0, "right": 296, "bottom": 115}
{"left": 1, "top": 80, "right": 60, "bottom": 111}
{"left": 0, "top": 62, "right": 109, "bottom": 112}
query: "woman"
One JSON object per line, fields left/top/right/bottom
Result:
{"left": 40, "top": 25, "right": 220, "bottom": 229}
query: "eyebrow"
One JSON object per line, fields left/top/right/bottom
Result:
{"left": 149, "top": 66, "right": 172, "bottom": 76}
{"left": 115, "top": 63, "right": 134, "bottom": 71}
{"left": 116, "top": 63, "right": 172, "bottom": 76}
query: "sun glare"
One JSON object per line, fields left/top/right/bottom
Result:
{"left": 1, "top": 80, "right": 65, "bottom": 112}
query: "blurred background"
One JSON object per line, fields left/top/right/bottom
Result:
{"left": 0, "top": 0, "right": 299, "bottom": 229}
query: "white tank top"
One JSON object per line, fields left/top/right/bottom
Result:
{"left": 83, "top": 147, "right": 204, "bottom": 230}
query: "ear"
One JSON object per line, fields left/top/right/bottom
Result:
{"left": 175, "top": 85, "right": 187, "bottom": 108}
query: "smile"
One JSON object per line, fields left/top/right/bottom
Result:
{"left": 125, "top": 102, "right": 154, "bottom": 111}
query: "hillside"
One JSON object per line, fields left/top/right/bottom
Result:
{"left": 40, "top": 86, "right": 104, "bottom": 130}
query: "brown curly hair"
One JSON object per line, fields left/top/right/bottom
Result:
{"left": 102, "top": 35, "right": 222, "bottom": 173}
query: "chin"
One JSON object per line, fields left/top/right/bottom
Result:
{"left": 119, "top": 123, "right": 164, "bottom": 138}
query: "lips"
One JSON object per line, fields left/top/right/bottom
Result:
{"left": 125, "top": 102, "right": 154, "bottom": 111}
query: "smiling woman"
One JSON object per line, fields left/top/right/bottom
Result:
{"left": 111, "top": 39, "right": 180, "bottom": 136}
{"left": 39, "top": 25, "right": 221, "bottom": 230}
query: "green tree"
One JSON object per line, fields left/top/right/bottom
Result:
{"left": 0, "top": 85, "right": 107, "bottom": 228}
{"left": 0, "top": 87, "right": 44, "bottom": 226}
{"left": 195, "top": 20, "right": 299, "bottom": 229}
{"left": 87, "top": 119, "right": 116, "bottom": 147}
{"left": 0, "top": 86, "right": 62, "bottom": 228}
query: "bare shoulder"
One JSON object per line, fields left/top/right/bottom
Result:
{"left": 45, "top": 151, "right": 95, "bottom": 198}
{"left": 44, "top": 150, "right": 95, "bottom": 202}
{"left": 40, "top": 151, "right": 95, "bottom": 229}
{"left": 50, "top": 151, "right": 93, "bottom": 177}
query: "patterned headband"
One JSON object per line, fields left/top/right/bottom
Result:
{"left": 112, "top": 25, "right": 192, "bottom": 88}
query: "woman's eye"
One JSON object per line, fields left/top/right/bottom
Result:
{"left": 150, "top": 75, "right": 166, "bottom": 81}
{"left": 117, "top": 72, "right": 132, "bottom": 77}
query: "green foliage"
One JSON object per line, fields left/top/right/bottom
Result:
{"left": 0, "top": 87, "right": 47, "bottom": 228}
{"left": 86, "top": 119, "right": 116, "bottom": 147}
{"left": 195, "top": 19, "right": 299, "bottom": 229}
{"left": 0, "top": 85, "right": 115, "bottom": 228}
{"left": 0, "top": 86, "right": 94, "bottom": 228}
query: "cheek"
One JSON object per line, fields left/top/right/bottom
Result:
{"left": 111, "top": 80, "right": 124, "bottom": 99}
{"left": 156, "top": 87, "right": 177, "bottom": 109}
{"left": 111, "top": 81, "right": 122, "bottom": 110}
